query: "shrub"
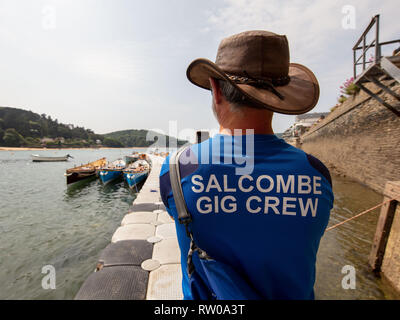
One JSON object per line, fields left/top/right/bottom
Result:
{"left": 337, "top": 96, "right": 347, "bottom": 104}
{"left": 45, "top": 141, "right": 59, "bottom": 148}
{"left": 340, "top": 77, "right": 360, "bottom": 96}
{"left": 24, "top": 137, "right": 41, "bottom": 147}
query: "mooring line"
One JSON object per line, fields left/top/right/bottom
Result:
{"left": 326, "top": 198, "right": 395, "bottom": 232}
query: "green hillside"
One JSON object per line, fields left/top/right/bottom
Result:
{"left": 0, "top": 106, "right": 103, "bottom": 148}
{"left": 0, "top": 106, "right": 187, "bottom": 148}
{"left": 103, "top": 129, "right": 187, "bottom": 148}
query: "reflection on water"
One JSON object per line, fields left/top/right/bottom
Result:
{"left": 64, "top": 177, "right": 98, "bottom": 198}
{"left": 315, "top": 175, "right": 400, "bottom": 300}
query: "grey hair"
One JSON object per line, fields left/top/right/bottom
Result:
{"left": 215, "top": 79, "right": 259, "bottom": 112}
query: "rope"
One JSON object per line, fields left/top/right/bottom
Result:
{"left": 326, "top": 198, "right": 394, "bottom": 232}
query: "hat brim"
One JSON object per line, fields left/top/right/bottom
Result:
{"left": 186, "top": 58, "right": 319, "bottom": 115}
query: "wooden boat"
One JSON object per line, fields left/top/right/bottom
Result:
{"left": 123, "top": 159, "right": 150, "bottom": 189}
{"left": 98, "top": 159, "right": 126, "bottom": 185}
{"left": 125, "top": 153, "right": 139, "bottom": 165}
{"left": 65, "top": 158, "right": 107, "bottom": 185}
{"left": 32, "top": 154, "right": 73, "bottom": 162}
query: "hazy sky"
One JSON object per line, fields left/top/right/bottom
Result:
{"left": 0, "top": 0, "right": 398, "bottom": 141}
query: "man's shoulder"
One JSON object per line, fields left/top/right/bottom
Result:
{"left": 160, "top": 154, "right": 171, "bottom": 177}
{"left": 159, "top": 146, "right": 200, "bottom": 178}
{"left": 159, "top": 147, "right": 200, "bottom": 209}
{"left": 268, "top": 143, "right": 332, "bottom": 187}
{"left": 303, "top": 152, "right": 332, "bottom": 187}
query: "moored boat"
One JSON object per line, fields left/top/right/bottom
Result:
{"left": 98, "top": 159, "right": 126, "bottom": 185}
{"left": 125, "top": 153, "right": 139, "bottom": 165}
{"left": 65, "top": 158, "right": 107, "bottom": 185}
{"left": 123, "top": 159, "right": 150, "bottom": 189}
{"left": 32, "top": 154, "right": 73, "bottom": 162}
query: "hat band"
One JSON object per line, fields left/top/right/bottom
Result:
{"left": 226, "top": 72, "right": 290, "bottom": 100}
{"left": 226, "top": 73, "right": 291, "bottom": 86}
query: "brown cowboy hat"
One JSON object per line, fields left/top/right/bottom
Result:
{"left": 186, "top": 30, "right": 319, "bottom": 115}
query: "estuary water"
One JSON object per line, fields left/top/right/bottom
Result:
{"left": 0, "top": 149, "right": 398, "bottom": 299}
{"left": 0, "top": 148, "right": 144, "bottom": 299}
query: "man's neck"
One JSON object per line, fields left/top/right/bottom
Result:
{"left": 215, "top": 102, "right": 275, "bottom": 135}
{"left": 219, "top": 115, "right": 274, "bottom": 135}
{"left": 219, "top": 126, "right": 274, "bottom": 135}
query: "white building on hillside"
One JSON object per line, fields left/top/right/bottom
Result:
{"left": 283, "top": 112, "right": 329, "bottom": 138}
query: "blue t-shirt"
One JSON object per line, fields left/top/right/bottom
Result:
{"left": 159, "top": 134, "right": 334, "bottom": 300}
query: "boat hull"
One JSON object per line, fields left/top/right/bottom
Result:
{"left": 65, "top": 158, "right": 107, "bottom": 185}
{"left": 99, "top": 170, "right": 123, "bottom": 185}
{"left": 32, "top": 155, "right": 69, "bottom": 162}
{"left": 123, "top": 171, "right": 148, "bottom": 189}
{"left": 66, "top": 171, "right": 97, "bottom": 185}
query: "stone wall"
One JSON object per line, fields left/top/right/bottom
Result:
{"left": 300, "top": 80, "right": 400, "bottom": 195}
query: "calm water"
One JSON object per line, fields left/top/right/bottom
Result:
{"left": 0, "top": 148, "right": 144, "bottom": 299}
{"left": 0, "top": 149, "right": 398, "bottom": 299}
{"left": 315, "top": 175, "right": 400, "bottom": 300}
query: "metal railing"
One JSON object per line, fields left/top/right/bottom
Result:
{"left": 353, "top": 14, "right": 400, "bottom": 79}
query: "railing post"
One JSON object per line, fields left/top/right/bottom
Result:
{"left": 375, "top": 15, "right": 381, "bottom": 62}
{"left": 369, "top": 181, "right": 400, "bottom": 272}
{"left": 363, "top": 37, "right": 366, "bottom": 71}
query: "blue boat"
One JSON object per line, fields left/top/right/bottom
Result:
{"left": 98, "top": 159, "right": 126, "bottom": 185}
{"left": 123, "top": 160, "right": 150, "bottom": 189}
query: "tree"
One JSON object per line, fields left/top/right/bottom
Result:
{"left": 3, "top": 128, "right": 25, "bottom": 147}
{"left": 103, "top": 137, "right": 124, "bottom": 148}
{"left": 24, "top": 137, "right": 40, "bottom": 147}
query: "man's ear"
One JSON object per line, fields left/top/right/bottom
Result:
{"left": 209, "top": 77, "right": 223, "bottom": 105}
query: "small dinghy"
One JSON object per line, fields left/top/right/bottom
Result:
{"left": 31, "top": 154, "right": 73, "bottom": 162}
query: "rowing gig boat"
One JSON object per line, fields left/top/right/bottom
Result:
{"left": 65, "top": 157, "right": 107, "bottom": 185}
{"left": 98, "top": 159, "right": 126, "bottom": 185}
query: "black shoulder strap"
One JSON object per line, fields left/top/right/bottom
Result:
{"left": 169, "top": 146, "right": 192, "bottom": 225}
{"left": 169, "top": 146, "right": 213, "bottom": 274}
